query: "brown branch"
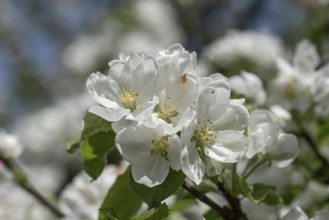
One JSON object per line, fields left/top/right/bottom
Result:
{"left": 182, "top": 181, "right": 246, "bottom": 220}
{"left": 216, "top": 181, "right": 247, "bottom": 219}
{"left": 0, "top": 155, "right": 65, "bottom": 218}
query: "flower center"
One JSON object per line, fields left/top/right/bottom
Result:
{"left": 120, "top": 87, "right": 138, "bottom": 110}
{"left": 191, "top": 125, "right": 216, "bottom": 147}
{"left": 154, "top": 98, "right": 178, "bottom": 123}
{"left": 151, "top": 136, "right": 169, "bottom": 159}
{"left": 282, "top": 82, "right": 297, "bottom": 100}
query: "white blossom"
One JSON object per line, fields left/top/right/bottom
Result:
{"left": 87, "top": 52, "right": 159, "bottom": 122}
{"left": 246, "top": 110, "right": 299, "bottom": 167}
{"left": 0, "top": 129, "right": 24, "bottom": 159}
{"left": 115, "top": 120, "right": 182, "bottom": 187}
{"left": 269, "top": 40, "right": 319, "bottom": 113}
{"left": 203, "top": 30, "right": 285, "bottom": 79}
{"left": 152, "top": 44, "right": 199, "bottom": 133}
{"left": 59, "top": 164, "right": 126, "bottom": 220}
{"left": 281, "top": 206, "right": 329, "bottom": 220}
{"left": 230, "top": 70, "right": 266, "bottom": 106}
{"left": 181, "top": 74, "right": 249, "bottom": 184}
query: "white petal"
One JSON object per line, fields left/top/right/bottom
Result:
{"left": 89, "top": 106, "right": 129, "bottom": 122}
{"left": 205, "top": 131, "right": 249, "bottom": 163}
{"left": 312, "top": 209, "right": 329, "bottom": 220}
{"left": 86, "top": 72, "right": 121, "bottom": 109}
{"left": 281, "top": 207, "right": 308, "bottom": 220}
{"left": 246, "top": 123, "right": 278, "bottom": 159}
{"left": 111, "top": 119, "right": 136, "bottom": 134}
{"left": 293, "top": 40, "right": 320, "bottom": 73}
{"left": 132, "top": 154, "right": 169, "bottom": 187}
{"left": 198, "top": 73, "right": 230, "bottom": 92}
{"left": 126, "top": 96, "right": 159, "bottom": 121}
{"left": 196, "top": 86, "right": 230, "bottom": 123}
{"left": 115, "top": 125, "right": 158, "bottom": 163}
{"left": 171, "top": 105, "right": 196, "bottom": 133}
{"left": 181, "top": 146, "right": 205, "bottom": 185}
{"left": 249, "top": 110, "right": 276, "bottom": 132}
{"left": 167, "top": 135, "right": 183, "bottom": 171}
{"left": 212, "top": 101, "right": 249, "bottom": 132}
{"left": 269, "top": 133, "right": 299, "bottom": 168}
{"left": 131, "top": 57, "right": 158, "bottom": 101}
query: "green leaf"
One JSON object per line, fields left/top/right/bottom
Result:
{"left": 262, "top": 191, "right": 284, "bottom": 206}
{"left": 169, "top": 199, "right": 196, "bottom": 212}
{"left": 131, "top": 203, "right": 169, "bottom": 220}
{"left": 129, "top": 169, "right": 186, "bottom": 209}
{"left": 66, "top": 137, "right": 80, "bottom": 154}
{"left": 98, "top": 208, "right": 119, "bottom": 220}
{"left": 236, "top": 175, "right": 273, "bottom": 204}
{"left": 203, "top": 209, "right": 224, "bottom": 220}
{"left": 99, "top": 168, "right": 142, "bottom": 220}
{"left": 79, "top": 112, "right": 116, "bottom": 180}
{"left": 81, "top": 112, "right": 113, "bottom": 141}
{"left": 81, "top": 131, "right": 115, "bottom": 180}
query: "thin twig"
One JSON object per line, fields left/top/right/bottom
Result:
{"left": 0, "top": 155, "right": 65, "bottom": 218}
{"left": 298, "top": 123, "right": 329, "bottom": 169}
{"left": 182, "top": 181, "right": 245, "bottom": 220}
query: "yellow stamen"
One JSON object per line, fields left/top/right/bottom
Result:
{"left": 120, "top": 87, "right": 138, "bottom": 110}
{"left": 154, "top": 98, "right": 178, "bottom": 123}
{"left": 151, "top": 136, "right": 169, "bottom": 159}
{"left": 191, "top": 125, "right": 216, "bottom": 148}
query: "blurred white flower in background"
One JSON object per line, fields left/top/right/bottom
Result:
{"left": 241, "top": 198, "right": 279, "bottom": 220}
{"left": 0, "top": 181, "right": 55, "bottom": 220}
{"left": 203, "top": 30, "right": 285, "bottom": 79}
{"left": 0, "top": 129, "right": 24, "bottom": 159}
{"left": 269, "top": 40, "right": 319, "bottom": 113}
{"left": 312, "top": 64, "right": 329, "bottom": 116}
{"left": 229, "top": 71, "right": 266, "bottom": 106}
{"left": 59, "top": 164, "right": 126, "bottom": 220}
{"left": 269, "top": 105, "right": 292, "bottom": 127}
{"left": 13, "top": 93, "right": 93, "bottom": 193}
{"left": 62, "top": 20, "right": 119, "bottom": 74}
{"left": 290, "top": 181, "right": 329, "bottom": 210}
{"left": 62, "top": 0, "right": 184, "bottom": 74}
{"left": 280, "top": 206, "right": 329, "bottom": 220}
{"left": 119, "top": 0, "right": 184, "bottom": 53}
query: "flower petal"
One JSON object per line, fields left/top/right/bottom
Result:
{"left": 293, "top": 40, "right": 320, "bottom": 73}
{"left": 196, "top": 86, "right": 230, "bottom": 123}
{"left": 246, "top": 122, "right": 278, "bottom": 159}
{"left": 86, "top": 72, "right": 121, "bottom": 109}
{"left": 89, "top": 106, "right": 130, "bottom": 122}
{"left": 212, "top": 101, "right": 249, "bottom": 132}
{"left": 281, "top": 207, "right": 308, "bottom": 220}
{"left": 115, "top": 125, "right": 158, "bottom": 163}
{"left": 167, "top": 135, "right": 183, "bottom": 171}
{"left": 268, "top": 133, "right": 299, "bottom": 168}
{"left": 131, "top": 154, "right": 169, "bottom": 187}
{"left": 205, "top": 131, "right": 249, "bottom": 163}
{"left": 181, "top": 146, "right": 205, "bottom": 185}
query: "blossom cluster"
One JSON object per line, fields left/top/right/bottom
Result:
{"left": 87, "top": 44, "right": 299, "bottom": 187}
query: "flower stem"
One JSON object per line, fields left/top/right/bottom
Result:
{"left": 243, "top": 158, "right": 267, "bottom": 179}
{"left": 182, "top": 181, "right": 246, "bottom": 220}
{"left": 0, "top": 154, "right": 65, "bottom": 218}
